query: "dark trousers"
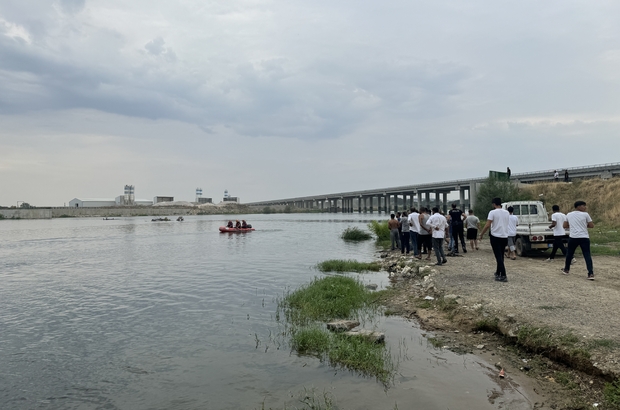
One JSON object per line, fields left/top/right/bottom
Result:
{"left": 451, "top": 223, "right": 466, "bottom": 252}
{"left": 490, "top": 234, "right": 508, "bottom": 277}
{"left": 549, "top": 235, "right": 567, "bottom": 259}
{"left": 564, "top": 238, "right": 593, "bottom": 274}
{"left": 418, "top": 234, "right": 432, "bottom": 254}
{"left": 433, "top": 237, "right": 446, "bottom": 264}
{"left": 400, "top": 231, "right": 410, "bottom": 253}
{"left": 410, "top": 232, "right": 419, "bottom": 256}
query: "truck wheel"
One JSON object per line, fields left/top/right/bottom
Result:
{"left": 515, "top": 238, "right": 527, "bottom": 257}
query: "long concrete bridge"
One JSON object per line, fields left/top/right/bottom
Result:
{"left": 246, "top": 162, "right": 620, "bottom": 213}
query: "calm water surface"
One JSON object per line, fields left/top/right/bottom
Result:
{"left": 0, "top": 214, "right": 533, "bottom": 409}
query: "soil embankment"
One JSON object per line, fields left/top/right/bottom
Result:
{"left": 379, "top": 247, "right": 620, "bottom": 408}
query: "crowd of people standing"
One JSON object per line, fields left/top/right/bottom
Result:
{"left": 389, "top": 197, "right": 595, "bottom": 283}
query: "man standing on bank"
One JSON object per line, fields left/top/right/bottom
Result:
{"left": 428, "top": 207, "right": 448, "bottom": 266}
{"left": 561, "top": 201, "right": 595, "bottom": 280}
{"left": 448, "top": 203, "right": 467, "bottom": 254}
{"left": 546, "top": 205, "right": 569, "bottom": 263}
{"left": 479, "top": 197, "right": 510, "bottom": 282}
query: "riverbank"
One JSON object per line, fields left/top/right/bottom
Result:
{"left": 378, "top": 247, "right": 620, "bottom": 409}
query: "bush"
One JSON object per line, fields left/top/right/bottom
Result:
{"left": 341, "top": 227, "right": 372, "bottom": 241}
{"left": 474, "top": 176, "right": 534, "bottom": 218}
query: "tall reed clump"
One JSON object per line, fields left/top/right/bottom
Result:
{"left": 368, "top": 220, "right": 390, "bottom": 242}
{"left": 278, "top": 276, "right": 395, "bottom": 385}
{"left": 316, "top": 259, "right": 381, "bottom": 273}
{"left": 341, "top": 227, "right": 372, "bottom": 241}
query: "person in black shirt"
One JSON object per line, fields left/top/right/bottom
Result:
{"left": 448, "top": 203, "right": 467, "bottom": 254}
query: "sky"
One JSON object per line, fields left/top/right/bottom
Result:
{"left": 1, "top": 0, "right": 620, "bottom": 206}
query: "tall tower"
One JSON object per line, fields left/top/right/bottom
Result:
{"left": 196, "top": 188, "right": 203, "bottom": 203}
{"left": 224, "top": 189, "right": 229, "bottom": 200}
{"left": 124, "top": 185, "right": 135, "bottom": 205}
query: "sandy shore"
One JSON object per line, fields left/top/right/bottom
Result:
{"left": 379, "top": 244, "right": 620, "bottom": 409}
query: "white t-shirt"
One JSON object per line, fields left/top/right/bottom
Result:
{"left": 566, "top": 210, "right": 592, "bottom": 238}
{"left": 427, "top": 213, "right": 447, "bottom": 238}
{"left": 487, "top": 208, "right": 510, "bottom": 238}
{"left": 507, "top": 214, "right": 518, "bottom": 237}
{"left": 551, "top": 212, "right": 567, "bottom": 236}
{"left": 408, "top": 212, "right": 420, "bottom": 233}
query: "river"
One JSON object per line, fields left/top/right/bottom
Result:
{"left": 0, "top": 213, "right": 534, "bottom": 409}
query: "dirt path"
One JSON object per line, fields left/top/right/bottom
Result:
{"left": 379, "top": 244, "right": 620, "bottom": 408}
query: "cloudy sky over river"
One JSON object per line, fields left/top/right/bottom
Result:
{"left": 1, "top": 1, "right": 619, "bottom": 206}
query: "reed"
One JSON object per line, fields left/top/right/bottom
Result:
{"left": 316, "top": 259, "right": 381, "bottom": 273}
{"left": 340, "top": 227, "right": 372, "bottom": 241}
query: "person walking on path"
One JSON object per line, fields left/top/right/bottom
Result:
{"left": 408, "top": 207, "right": 421, "bottom": 259}
{"left": 564, "top": 169, "right": 569, "bottom": 182}
{"left": 561, "top": 201, "right": 595, "bottom": 279}
{"left": 400, "top": 210, "right": 411, "bottom": 254}
{"left": 479, "top": 197, "right": 510, "bottom": 282}
{"left": 448, "top": 203, "right": 466, "bottom": 254}
{"left": 464, "top": 210, "right": 480, "bottom": 251}
{"left": 506, "top": 206, "right": 518, "bottom": 260}
{"left": 554, "top": 170, "right": 559, "bottom": 182}
{"left": 546, "top": 205, "right": 573, "bottom": 263}
{"left": 388, "top": 213, "right": 401, "bottom": 251}
{"left": 428, "top": 207, "right": 448, "bottom": 266}
{"left": 507, "top": 167, "right": 511, "bottom": 179}
{"left": 418, "top": 207, "right": 433, "bottom": 260}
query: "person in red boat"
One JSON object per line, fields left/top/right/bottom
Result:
{"left": 227, "top": 220, "right": 233, "bottom": 228}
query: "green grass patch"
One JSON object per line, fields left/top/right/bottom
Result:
{"left": 589, "top": 339, "right": 620, "bottom": 350}
{"left": 426, "top": 337, "right": 443, "bottom": 348}
{"left": 316, "top": 259, "right": 381, "bottom": 273}
{"left": 605, "top": 380, "right": 620, "bottom": 408}
{"left": 554, "top": 371, "right": 578, "bottom": 389}
{"left": 341, "top": 227, "right": 372, "bottom": 241}
{"left": 279, "top": 276, "right": 373, "bottom": 325}
{"left": 473, "top": 317, "right": 500, "bottom": 333}
{"left": 278, "top": 276, "right": 395, "bottom": 385}
{"left": 586, "top": 224, "right": 620, "bottom": 255}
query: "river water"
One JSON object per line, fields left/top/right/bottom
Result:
{"left": 0, "top": 214, "right": 534, "bottom": 409}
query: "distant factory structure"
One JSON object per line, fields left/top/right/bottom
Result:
{"left": 196, "top": 188, "right": 212, "bottom": 204}
{"left": 223, "top": 189, "right": 239, "bottom": 203}
{"left": 67, "top": 186, "right": 238, "bottom": 207}
{"left": 69, "top": 185, "right": 153, "bottom": 208}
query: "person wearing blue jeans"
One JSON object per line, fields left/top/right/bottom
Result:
{"left": 561, "top": 201, "right": 595, "bottom": 279}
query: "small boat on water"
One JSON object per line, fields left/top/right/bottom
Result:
{"left": 177, "top": 216, "right": 184, "bottom": 222}
{"left": 219, "top": 227, "right": 255, "bottom": 233}
{"left": 152, "top": 217, "right": 171, "bottom": 222}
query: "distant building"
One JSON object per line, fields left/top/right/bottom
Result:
{"left": 115, "top": 196, "right": 152, "bottom": 206}
{"left": 197, "top": 197, "right": 213, "bottom": 204}
{"left": 223, "top": 189, "right": 239, "bottom": 203}
{"left": 69, "top": 198, "right": 116, "bottom": 208}
{"left": 154, "top": 196, "right": 174, "bottom": 204}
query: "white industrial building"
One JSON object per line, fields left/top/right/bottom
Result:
{"left": 68, "top": 197, "right": 152, "bottom": 207}
{"left": 69, "top": 198, "right": 116, "bottom": 208}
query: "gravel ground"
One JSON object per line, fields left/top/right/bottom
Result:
{"left": 379, "top": 243, "right": 620, "bottom": 408}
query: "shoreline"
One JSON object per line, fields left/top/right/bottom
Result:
{"left": 377, "top": 247, "right": 620, "bottom": 409}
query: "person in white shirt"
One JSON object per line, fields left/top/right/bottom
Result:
{"left": 546, "top": 205, "right": 570, "bottom": 262}
{"left": 479, "top": 197, "right": 510, "bottom": 282}
{"left": 427, "top": 207, "right": 448, "bottom": 266}
{"left": 561, "top": 201, "right": 595, "bottom": 279}
{"left": 506, "top": 206, "right": 519, "bottom": 260}
{"left": 408, "top": 208, "right": 421, "bottom": 259}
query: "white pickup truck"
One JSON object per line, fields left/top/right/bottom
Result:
{"left": 501, "top": 201, "right": 568, "bottom": 257}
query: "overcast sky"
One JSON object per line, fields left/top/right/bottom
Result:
{"left": 1, "top": 1, "right": 619, "bottom": 206}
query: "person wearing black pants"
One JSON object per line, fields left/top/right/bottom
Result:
{"left": 479, "top": 197, "right": 510, "bottom": 282}
{"left": 448, "top": 203, "right": 466, "bottom": 254}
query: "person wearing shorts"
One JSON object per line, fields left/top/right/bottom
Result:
{"left": 464, "top": 210, "right": 480, "bottom": 250}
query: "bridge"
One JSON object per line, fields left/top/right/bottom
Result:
{"left": 246, "top": 162, "right": 620, "bottom": 213}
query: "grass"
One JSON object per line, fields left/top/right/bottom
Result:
{"left": 341, "top": 227, "right": 372, "bottom": 241}
{"left": 258, "top": 386, "right": 335, "bottom": 410}
{"left": 368, "top": 220, "right": 390, "bottom": 246}
{"left": 279, "top": 276, "right": 373, "bottom": 325}
{"left": 588, "top": 339, "right": 620, "bottom": 350}
{"left": 605, "top": 380, "right": 620, "bottom": 408}
{"left": 316, "top": 259, "right": 382, "bottom": 273}
{"left": 278, "top": 276, "right": 395, "bottom": 385}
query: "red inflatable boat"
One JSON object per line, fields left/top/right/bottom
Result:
{"left": 219, "top": 227, "right": 255, "bottom": 233}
